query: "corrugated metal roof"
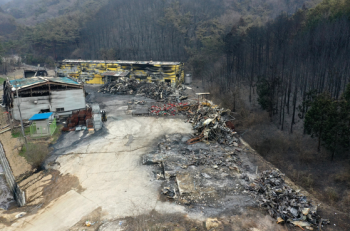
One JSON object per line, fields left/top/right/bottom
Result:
{"left": 29, "top": 112, "right": 53, "bottom": 121}
{"left": 9, "top": 78, "right": 46, "bottom": 88}
{"left": 9, "top": 77, "right": 80, "bottom": 89}
{"left": 47, "top": 77, "right": 80, "bottom": 85}
{"left": 102, "top": 71, "right": 130, "bottom": 77}
{"left": 61, "top": 59, "right": 181, "bottom": 65}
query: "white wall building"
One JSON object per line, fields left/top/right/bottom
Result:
{"left": 2, "top": 77, "right": 86, "bottom": 120}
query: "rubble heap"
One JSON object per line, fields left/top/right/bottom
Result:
{"left": 137, "top": 82, "right": 187, "bottom": 102}
{"left": 143, "top": 134, "right": 245, "bottom": 208}
{"left": 99, "top": 78, "right": 188, "bottom": 102}
{"left": 143, "top": 133, "right": 329, "bottom": 229}
{"left": 246, "top": 170, "right": 329, "bottom": 229}
{"left": 98, "top": 77, "right": 140, "bottom": 95}
{"left": 149, "top": 102, "right": 189, "bottom": 116}
{"left": 185, "top": 104, "right": 237, "bottom": 145}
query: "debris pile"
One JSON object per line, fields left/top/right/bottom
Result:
{"left": 143, "top": 133, "right": 329, "bottom": 229}
{"left": 143, "top": 134, "right": 246, "bottom": 208}
{"left": 137, "top": 82, "right": 187, "bottom": 102}
{"left": 98, "top": 77, "right": 140, "bottom": 95}
{"left": 62, "top": 108, "right": 92, "bottom": 132}
{"left": 246, "top": 170, "right": 329, "bottom": 230}
{"left": 149, "top": 102, "right": 189, "bottom": 116}
{"left": 184, "top": 103, "right": 237, "bottom": 145}
{"left": 99, "top": 78, "right": 188, "bottom": 102}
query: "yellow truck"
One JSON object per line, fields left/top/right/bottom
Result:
{"left": 56, "top": 59, "right": 185, "bottom": 87}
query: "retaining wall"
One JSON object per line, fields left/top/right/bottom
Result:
{"left": 0, "top": 141, "right": 26, "bottom": 206}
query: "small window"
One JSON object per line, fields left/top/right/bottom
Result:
{"left": 56, "top": 108, "right": 64, "bottom": 112}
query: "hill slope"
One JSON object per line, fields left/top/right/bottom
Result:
{"left": 1, "top": 0, "right": 108, "bottom": 26}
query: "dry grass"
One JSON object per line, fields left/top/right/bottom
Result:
{"left": 11, "top": 127, "right": 31, "bottom": 138}
{"left": 333, "top": 169, "right": 350, "bottom": 186}
{"left": 19, "top": 142, "right": 49, "bottom": 169}
{"left": 124, "top": 211, "right": 205, "bottom": 231}
{"left": 229, "top": 211, "right": 288, "bottom": 231}
{"left": 300, "top": 173, "right": 315, "bottom": 188}
{"left": 325, "top": 187, "right": 340, "bottom": 204}
{"left": 118, "top": 209, "right": 288, "bottom": 231}
{"left": 51, "top": 124, "right": 63, "bottom": 144}
{"left": 343, "top": 190, "right": 350, "bottom": 207}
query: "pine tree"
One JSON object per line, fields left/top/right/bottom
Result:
{"left": 304, "top": 92, "right": 334, "bottom": 152}
{"left": 339, "top": 84, "right": 350, "bottom": 154}
{"left": 321, "top": 99, "right": 340, "bottom": 161}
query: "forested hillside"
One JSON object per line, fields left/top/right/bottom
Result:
{"left": 208, "top": 0, "right": 350, "bottom": 213}
{"left": 1, "top": 0, "right": 108, "bottom": 25}
{"left": 0, "top": 0, "right": 321, "bottom": 64}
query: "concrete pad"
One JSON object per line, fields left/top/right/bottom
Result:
{"left": 9, "top": 93, "right": 193, "bottom": 230}
{"left": 18, "top": 190, "right": 98, "bottom": 231}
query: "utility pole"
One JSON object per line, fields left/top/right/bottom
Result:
{"left": 6, "top": 77, "right": 13, "bottom": 133}
{"left": 14, "top": 79, "right": 27, "bottom": 144}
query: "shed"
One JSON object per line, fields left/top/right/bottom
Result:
{"left": 29, "top": 112, "right": 57, "bottom": 137}
{"left": 24, "top": 67, "right": 48, "bottom": 78}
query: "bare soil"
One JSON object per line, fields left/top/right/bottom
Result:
{"left": 0, "top": 108, "right": 32, "bottom": 180}
{"left": 42, "top": 169, "right": 83, "bottom": 204}
{"left": 73, "top": 209, "right": 289, "bottom": 231}
{"left": 69, "top": 207, "right": 103, "bottom": 231}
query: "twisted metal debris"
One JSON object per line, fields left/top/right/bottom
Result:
{"left": 98, "top": 77, "right": 140, "bottom": 95}
{"left": 184, "top": 103, "right": 237, "bottom": 145}
{"left": 246, "top": 170, "right": 329, "bottom": 229}
{"left": 99, "top": 78, "right": 187, "bottom": 102}
{"left": 149, "top": 102, "right": 189, "bottom": 116}
{"left": 137, "top": 83, "right": 177, "bottom": 101}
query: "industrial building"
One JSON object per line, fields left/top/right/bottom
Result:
{"left": 2, "top": 77, "right": 86, "bottom": 121}
{"left": 56, "top": 59, "right": 185, "bottom": 86}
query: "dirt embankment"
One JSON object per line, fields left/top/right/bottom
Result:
{"left": 0, "top": 108, "right": 32, "bottom": 179}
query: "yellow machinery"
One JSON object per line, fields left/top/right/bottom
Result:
{"left": 56, "top": 59, "right": 185, "bottom": 87}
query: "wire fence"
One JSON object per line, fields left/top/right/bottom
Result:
{"left": 0, "top": 141, "right": 25, "bottom": 206}
{"left": 30, "top": 118, "right": 57, "bottom": 137}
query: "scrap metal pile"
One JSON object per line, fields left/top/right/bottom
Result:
{"left": 149, "top": 102, "right": 190, "bottom": 116}
{"left": 98, "top": 77, "right": 140, "bottom": 95}
{"left": 246, "top": 170, "right": 329, "bottom": 230}
{"left": 137, "top": 83, "right": 186, "bottom": 102}
{"left": 99, "top": 78, "right": 188, "bottom": 102}
{"left": 184, "top": 103, "right": 237, "bottom": 145}
{"left": 62, "top": 108, "right": 93, "bottom": 132}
